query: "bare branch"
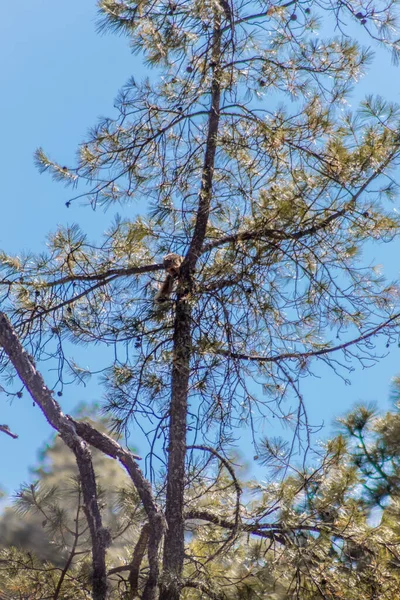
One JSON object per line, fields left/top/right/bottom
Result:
{"left": 216, "top": 311, "right": 400, "bottom": 364}
{"left": 0, "top": 424, "right": 18, "bottom": 439}
{"left": 69, "top": 421, "right": 165, "bottom": 600}
{"left": 128, "top": 523, "right": 150, "bottom": 599}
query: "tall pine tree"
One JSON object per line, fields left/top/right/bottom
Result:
{"left": 2, "top": 0, "right": 400, "bottom": 598}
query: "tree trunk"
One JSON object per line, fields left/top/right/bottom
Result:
{"left": 159, "top": 11, "right": 222, "bottom": 600}
{"left": 159, "top": 296, "right": 192, "bottom": 600}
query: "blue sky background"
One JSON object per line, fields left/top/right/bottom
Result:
{"left": 1, "top": 1, "right": 400, "bottom": 500}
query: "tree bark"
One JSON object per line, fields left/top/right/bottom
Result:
{"left": 0, "top": 313, "right": 108, "bottom": 600}
{"left": 159, "top": 11, "right": 222, "bottom": 600}
{"left": 159, "top": 295, "right": 192, "bottom": 600}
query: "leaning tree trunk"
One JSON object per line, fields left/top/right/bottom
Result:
{"left": 159, "top": 11, "right": 222, "bottom": 600}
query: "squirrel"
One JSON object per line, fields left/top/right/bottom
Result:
{"left": 154, "top": 253, "right": 184, "bottom": 303}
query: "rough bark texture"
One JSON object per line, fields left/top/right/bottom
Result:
{"left": 159, "top": 12, "right": 222, "bottom": 600}
{"left": 0, "top": 313, "right": 108, "bottom": 600}
{"left": 0, "top": 313, "right": 166, "bottom": 599}
{"left": 72, "top": 418, "right": 165, "bottom": 599}
{"left": 159, "top": 295, "right": 192, "bottom": 600}
{"left": 128, "top": 523, "right": 150, "bottom": 598}
{"left": 72, "top": 441, "right": 109, "bottom": 600}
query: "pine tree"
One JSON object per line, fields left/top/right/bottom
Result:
{"left": 2, "top": 0, "right": 400, "bottom": 598}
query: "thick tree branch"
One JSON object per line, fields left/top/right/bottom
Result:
{"left": 0, "top": 313, "right": 164, "bottom": 600}
{"left": 69, "top": 420, "right": 164, "bottom": 600}
{"left": 68, "top": 420, "right": 157, "bottom": 516}
{"left": 183, "top": 31, "right": 222, "bottom": 272}
{"left": 43, "top": 261, "right": 164, "bottom": 287}
{"left": 129, "top": 523, "right": 150, "bottom": 599}
{"left": 0, "top": 313, "right": 108, "bottom": 600}
{"left": 108, "top": 522, "right": 160, "bottom": 600}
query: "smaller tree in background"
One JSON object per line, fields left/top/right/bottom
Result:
{"left": 338, "top": 380, "right": 400, "bottom": 517}
{"left": 0, "top": 408, "right": 140, "bottom": 567}
{"left": 0, "top": 410, "right": 148, "bottom": 599}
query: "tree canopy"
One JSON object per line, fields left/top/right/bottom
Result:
{"left": 2, "top": 0, "right": 400, "bottom": 598}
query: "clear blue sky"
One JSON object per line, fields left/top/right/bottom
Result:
{"left": 1, "top": 1, "right": 400, "bottom": 500}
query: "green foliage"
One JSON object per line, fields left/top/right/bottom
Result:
{"left": 0, "top": 413, "right": 148, "bottom": 598}
{"left": 3, "top": 405, "right": 400, "bottom": 598}
{"left": 0, "top": 546, "right": 91, "bottom": 599}
{"left": 180, "top": 407, "right": 400, "bottom": 599}
{"left": 2, "top": 0, "right": 400, "bottom": 445}
{"left": 3, "top": 0, "right": 400, "bottom": 598}
{"left": 0, "top": 411, "right": 142, "bottom": 561}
